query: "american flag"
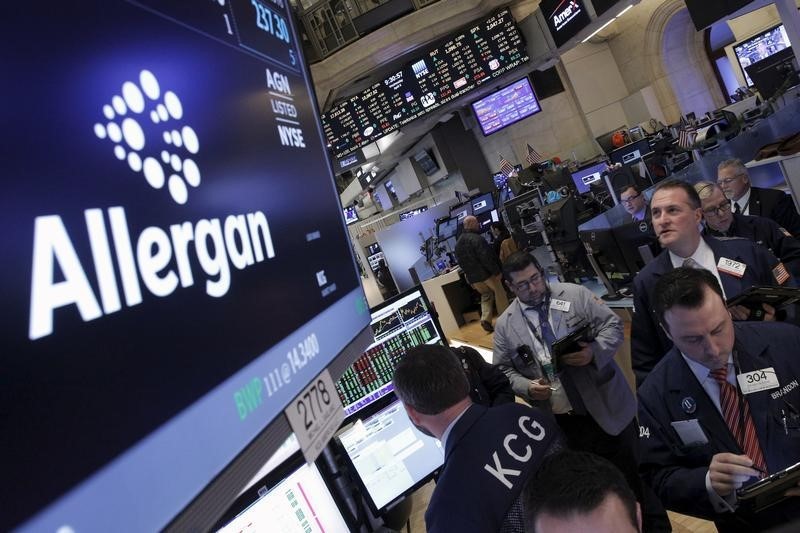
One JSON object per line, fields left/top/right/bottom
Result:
{"left": 499, "top": 155, "right": 516, "bottom": 177}
{"left": 774, "top": 262, "right": 790, "bottom": 285}
{"left": 526, "top": 143, "right": 544, "bottom": 165}
{"left": 677, "top": 124, "right": 697, "bottom": 150}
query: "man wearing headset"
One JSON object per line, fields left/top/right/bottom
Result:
{"left": 638, "top": 267, "right": 800, "bottom": 532}
{"left": 492, "top": 252, "right": 647, "bottom": 517}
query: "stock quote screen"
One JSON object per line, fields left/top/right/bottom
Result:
{"left": 321, "top": 8, "right": 529, "bottom": 159}
{"left": 336, "top": 289, "right": 445, "bottom": 417}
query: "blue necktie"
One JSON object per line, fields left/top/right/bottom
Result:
{"left": 530, "top": 304, "right": 556, "bottom": 348}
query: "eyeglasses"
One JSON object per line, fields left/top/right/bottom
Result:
{"left": 511, "top": 272, "right": 543, "bottom": 292}
{"left": 621, "top": 193, "right": 641, "bottom": 204}
{"left": 703, "top": 201, "right": 732, "bottom": 216}
{"left": 717, "top": 174, "right": 745, "bottom": 186}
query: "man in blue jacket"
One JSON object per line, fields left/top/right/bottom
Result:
{"left": 695, "top": 180, "right": 800, "bottom": 278}
{"left": 392, "top": 344, "right": 561, "bottom": 533}
{"left": 638, "top": 267, "right": 800, "bottom": 532}
{"left": 631, "top": 179, "right": 793, "bottom": 385}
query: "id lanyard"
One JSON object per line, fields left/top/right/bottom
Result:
{"left": 518, "top": 299, "right": 555, "bottom": 379}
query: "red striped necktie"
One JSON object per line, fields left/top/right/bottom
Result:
{"left": 709, "top": 366, "right": 768, "bottom": 475}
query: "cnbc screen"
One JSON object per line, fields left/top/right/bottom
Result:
{"left": 0, "top": 1, "right": 370, "bottom": 530}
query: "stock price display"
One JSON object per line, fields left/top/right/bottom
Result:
{"left": 321, "top": 8, "right": 529, "bottom": 158}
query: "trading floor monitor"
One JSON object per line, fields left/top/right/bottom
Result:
{"left": 335, "top": 287, "right": 446, "bottom": 421}
{"left": 214, "top": 453, "right": 350, "bottom": 533}
{"left": 336, "top": 399, "right": 445, "bottom": 514}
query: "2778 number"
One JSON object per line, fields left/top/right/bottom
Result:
{"left": 296, "top": 379, "right": 331, "bottom": 430}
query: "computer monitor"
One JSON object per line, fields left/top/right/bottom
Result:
{"left": 399, "top": 206, "right": 428, "bottom": 220}
{"left": 611, "top": 221, "right": 659, "bottom": 275}
{"left": 746, "top": 47, "right": 799, "bottom": 100}
{"left": 4, "top": 3, "right": 372, "bottom": 531}
{"left": 734, "top": 24, "right": 791, "bottom": 86}
{"left": 336, "top": 399, "right": 445, "bottom": 514}
{"left": 580, "top": 227, "right": 637, "bottom": 291}
{"left": 449, "top": 202, "right": 473, "bottom": 221}
{"left": 214, "top": 452, "right": 350, "bottom": 533}
{"left": 336, "top": 287, "right": 446, "bottom": 420}
{"left": 436, "top": 217, "right": 459, "bottom": 242}
{"left": 595, "top": 125, "right": 629, "bottom": 154}
{"left": 344, "top": 205, "right": 359, "bottom": 225}
{"left": 609, "top": 139, "right": 653, "bottom": 166}
{"left": 471, "top": 192, "right": 495, "bottom": 216}
{"left": 571, "top": 162, "right": 608, "bottom": 194}
{"left": 541, "top": 196, "right": 579, "bottom": 244}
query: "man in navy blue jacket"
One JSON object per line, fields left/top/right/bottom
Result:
{"left": 638, "top": 267, "right": 800, "bottom": 532}
{"left": 392, "top": 344, "right": 561, "bottom": 533}
{"left": 631, "top": 179, "right": 793, "bottom": 385}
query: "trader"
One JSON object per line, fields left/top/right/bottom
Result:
{"left": 631, "top": 179, "right": 791, "bottom": 384}
{"left": 455, "top": 215, "right": 509, "bottom": 332}
{"left": 717, "top": 158, "right": 800, "bottom": 235}
{"left": 638, "top": 267, "right": 800, "bottom": 532}
{"left": 523, "top": 451, "right": 642, "bottom": 533}
{"left": 695, "top": 180, "right": 800, "bottom": 278}
{"left": 619, "top": 183, "right": 650, "bottom": 223}
{"left": 492, "top": 252, "right": 643, "bottom": 508}
{"left": 392, "top": 344, "right": 560, "bottom": 533}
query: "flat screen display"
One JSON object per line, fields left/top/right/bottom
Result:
{"left": 437, "top": 217, "right": 459, "bottom": 241}
{"left": 336, "top": 287, "right": 446, "bottom": 419}
{"left": 471, "top": 77, "right": 542, "bottom": 136}
{"left": 344, "top": 205, "right": 359, "bottom": 224}
{"left": 734, "top": 24, "right": 791, "bottom": 86}
{"left": 337, "top": 400, "right": 445, "bottom": 513}
{"left": 471, "top": 192, "right": 496, "bottom": 215}
{"left": 685, "top": 0, "right": 753, "bottom": 31}
{"left": 216, "top": 453, "right": 349, "bottom": 533}
{"left": 321, "top": 8, "right": 530, "bottom": 158}
{"left": 571, "top": 162, "right": 608, "bottom": 194}
{"left": 540, "top": 0, "right": 592, "bottom": 48}
{"left": 609, "top": 139, "right": 652, "bottom": 166}
{"left": 2, "top": 2, "right": 370, "bottom": 531}
{"left": 450, "top": 202, "right": 473, "bottom": 221}
{"left": 399, "top": 206, "right": 428, "bottom": 220}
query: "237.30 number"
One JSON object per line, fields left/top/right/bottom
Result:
{"left": 296, "top": 379, "right": 331, "bottom": 430}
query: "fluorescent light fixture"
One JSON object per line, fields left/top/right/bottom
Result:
{"left": 616, "top": 5, "right": 633, "bottom": 17}
{"left": 581, "top": 19, "right": 615, "bottom": 43}
{"left": 581, "top": 4, "right": 634, "bottom": 44}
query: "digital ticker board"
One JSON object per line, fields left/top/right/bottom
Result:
{"left": 321, "top": 8, "right": 529, "bottom": 159}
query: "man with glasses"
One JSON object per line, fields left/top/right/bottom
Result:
{"left": 631, "top": 179, "right": 792, "bottom": 385}
{"left": 619, "top": 184, "right": 649, "bottom": 223}
{"left": 717, "top": 158, "right": 800, "bottom": 235}
{"left": 492, "top": 251, "right": 643, "bottom": 515}
{"left": 695, "top": 181, "right": 800, "bottom": 278}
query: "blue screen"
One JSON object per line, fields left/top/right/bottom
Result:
{"left": 1, "top": 2, "right": 369, "bottom": 530}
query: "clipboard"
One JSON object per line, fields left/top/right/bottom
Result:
{"left": 736, "top": 460, "right": 800, "bottom": 513}
{"left": 551, "top": 324, "right": 593, "bottom": 366}
{"left": 725, "top": 286, "right": 800, "bottom": 320}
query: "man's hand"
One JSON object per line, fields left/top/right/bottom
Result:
{"left": 729, "top": 303, "right": 776, "bottom": 321}
{"left": 785, "top": 481, "right": 800, "bottom": 498}
{"left": 709, "top": 453, "right": 760, "bottom": 497}
{"left": 559, "top": 341, "right": 594, "bottom": 367}
{"left": 729, "top": 305, "right": 751, "bottom": 321}
{"left": 528, "top": 379, "right": 552, "bottom": 400}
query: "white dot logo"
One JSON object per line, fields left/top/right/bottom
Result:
{"left": 93, "top": 69, "right": 201, "bottom": 205}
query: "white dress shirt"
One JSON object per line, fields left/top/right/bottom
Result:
{"left": 668, "top": 238, "right": 727, "bottom": 298}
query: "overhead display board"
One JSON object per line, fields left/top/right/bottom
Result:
{"left": 471, "top": 77, "right": 542, "bottom": 136}
{"left": 540, "top": 0, "right": 592, "bottom": 48}
{"left": 1, "top": 1, "right": 370, "bottom": 531}
{"left": 321, "top": 8, "right": 529, "bottom": 159}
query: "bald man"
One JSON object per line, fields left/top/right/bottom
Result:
{"left": 455, "top": 215, "right": 508, "bottom": 332}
